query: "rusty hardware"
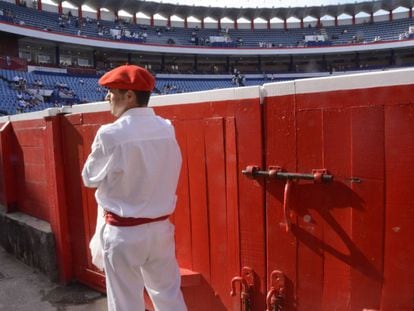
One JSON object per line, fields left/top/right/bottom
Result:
{"left": 266, "top": 270, "right": 285, "bottom": 311}
{"left": 242, "top": 165, "right": 333, "bottom": 183}
{"left": 242, "top": 166, "right": 333, "bottom": 232}
{"left": 230, "top": 267, "right": 254, "bottom": 311}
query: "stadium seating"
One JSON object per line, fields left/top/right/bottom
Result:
{"left": 0, "top": 0, "right": 413, "bottom": 48}
{"left": 0, "top": 68, "right": 276, "bottom": 114}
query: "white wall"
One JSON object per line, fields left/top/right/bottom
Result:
{"left": 355, "top": 16, "right": 371, "bottom": 24}
{"left": 338, "top": 18, "right": 353, "bottom": 26}
{"left": 204, "top": 22, "right": 218, "bottom": 29}
{"left": 171, "top": 20, "right": 184, "bottom": 28}
{"left": 287, "top": 21, "right": 300, "bottom": 29}
{"left": 220, "top": 22, "right": 234, "bottom": 29}
{"left": 238, "top": 22, "right": 251, "bottom": 30}
{"left": 270, "top": 22, "right": 284, "bottom": 29}
{"left": 187, "top": 21, "right": 201, "bottom": 29}
{"left": 394, "top": 11, "right": 410, "bottom": 20}
{"left": 62, "top": 7, "right": 77, "bottom": 16}
{"left": 83, "top": 10, "right": 96, "bottom": 19}
{"left": 137, "top": 17, "right": 151, "bottom": 26}
{"left": 42, "top": 3, "right": 58, "bottom": 13}
{"left": 373, "top": 14, "right": 390, "bottom": 22}
{"left": 101, "top": 11, "right": 115, "bottom": 22}
{"left": 320, "top": 19, "right": 335, "bottom": 27}
{"left": 254, "top": 22, "right": 267, "bottom": 29}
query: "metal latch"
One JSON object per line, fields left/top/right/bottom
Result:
{"left": 242, "top": 166, "right": 333, "bottom": 183}
{"left": 242, "top": 166, "right": 333, "bottom": 232}
{"left": 230, "top": 266, "right": 254, "bottom": 311}
{"left": 266, "top": 270, "right": 285, "bottom": 311}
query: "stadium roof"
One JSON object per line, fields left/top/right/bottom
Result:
{"left": 64, "top": 0, "right": 414, "bottom": 20}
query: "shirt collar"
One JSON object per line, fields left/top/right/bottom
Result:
{"left": 120, "top": 107, "right": 155, "bottom": 118}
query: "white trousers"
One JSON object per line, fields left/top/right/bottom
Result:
{"left": 102, "top": 220, "right": 187, "bottom": 311}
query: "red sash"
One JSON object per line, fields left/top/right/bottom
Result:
{"left": 104, "top": 211, "right": 169, "bottom": 227}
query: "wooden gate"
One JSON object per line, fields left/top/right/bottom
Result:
{"left": 62, "top": 88, "right": 267, "bottom": 311}
{"left": 261, "top": 72, "right": 414, "bottom": 311}
{"left": 60, "top": 70, "right": 414, "bottom": 310}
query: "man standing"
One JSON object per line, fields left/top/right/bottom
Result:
{"left": 82, "top": 64, "right": 187, "bottom": 311}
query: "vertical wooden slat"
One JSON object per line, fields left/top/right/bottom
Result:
{"left": 205, "top": 117, "right": 229, "bottom": 307}
{"left": 264, "top": 94, "right": 297, "bottom": 310}
{"left": 225, "top": 117, "right": 241, "bottom": 311}
{"left": 349, "top": 106, "right": 384, "bottom": 310}
{"left": 172, "top": 120, "right": 193, "bottom": 269}
{"left": 295, "top": 109, "right": 324, "bottom": 310}
{"left": 186, "top": 119, "right": 211, "bottom": 281}
{"left": 321, "top": 108, "right": 352, "bottom": 311}
{"left": 382, "top": 103, "right": 414, "bottom": 310}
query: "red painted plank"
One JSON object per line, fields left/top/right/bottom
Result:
{"left": 204, "top": 117, "right": 230, "bottom": 308}
{"left": 349, "top": 106, "right": 384, "bottom": 310}
{"left": 382, "top": 104, "right": 414, "bottom": 310}
{"left": 236, "top": 100, "right": 266, "bottom": 311}
{"left": 172, "top": 120, "right": 193, "bottom": 269}
{"left": 186, "top": 119, "right": 211, "bottom": 281}
{"left": 295, "top": 109, "right": 324, "bottom": 310}
{"left": 23, "top": 163, "right": 46, "bottom": 183}
{"left": 264, "top": 95, "right": 298, "bottom": 310}
{"left": 44, "top": 116, "right": 73, "bottom": 282}
{"left": 225, "top": 117, "right": 242, "bottom": 311}
{"left": 15, "top": 128, "right": 45, "bottom": 146}
{"left": 18, "top": 147, "right": 45, "bottom": 165}
{"left": 321, "top": 108, "right": 352, "bottom": 311}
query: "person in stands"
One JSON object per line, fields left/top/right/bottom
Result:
{"left": 82, "top": 64, "right": 187, "bottom": 311}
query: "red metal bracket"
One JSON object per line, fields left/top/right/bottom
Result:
{"left": 266, "top": 270, "right": 285, "bottom": 311}
{"left": 230, "top": 266, "right": 254, "bottom": 296}
{"left": 312, "top": 168, "right": 329, "bottom": 183}
{"left": 230, "top": 267, "right": 254, "bottom": 310}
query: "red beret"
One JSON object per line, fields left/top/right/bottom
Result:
{"left": 99, "top": 65, "right": 155, "bottom": 92}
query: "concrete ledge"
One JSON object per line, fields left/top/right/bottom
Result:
{"left": 0, "top": 206, "right": 58, "bottom": 281}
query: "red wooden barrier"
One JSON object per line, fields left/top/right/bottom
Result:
{"left": 0, "top": 120, "right": 18, "bottom": 211}
{"left": 0, "top": 68, "right": 413, "bottom": 310}
{"left": 262, "top": 69, "right": 414, "bottom": 310}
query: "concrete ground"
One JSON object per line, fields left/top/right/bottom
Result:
{"left": 0, "top": 246, "right": 107, "bottom": 311}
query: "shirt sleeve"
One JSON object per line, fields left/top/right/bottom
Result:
{"left": 81, "top": 131, "right": 115, "bottom": 188}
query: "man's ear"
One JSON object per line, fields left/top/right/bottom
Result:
{"left": 126, "top": 90, "right": 135, "bottom": 103}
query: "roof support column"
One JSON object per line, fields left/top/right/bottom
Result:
{"left": 409, "top": 8, "right": 413, "bottom": 18}
{"left": 300, "top": 18, "right": 304, "bottom": 28}
{"left": 234, "top": 19, "right": 238, "bottom": 30}
{"left": 150, "top": 15, "right": 154, "bottom": 27}
{"left": 317, "top": 17, "right": 321, "bottom": 27}
{"left": 370, "top": 12, "right": 374, "bottom": 23}
{"left": 284, "top": 19, "right": 287, "bottom": 30}
{"left": 58, "top": 1, "right": 62, "bottom": 15}
{"left": 184, "top": 17, "right": 188, "bottom": 28}
{"left": 37, "top": 0, "right": 42, "bottom": 11}
{"left": 97, "top": 8, "right": 101, "bottom": 20}
{"left": 78, "top": 6, "right": 82, "bottom": 19}
{"left": 218, "top": 18, "right": 221, "bottom": 30}
{"left": 352, "top": 14, "right": 355, "bottom": 25}
{"left": 133, "top": 13, "right": 136, "bottom": 24}
{"left": 201, "top": 18, "right": 204, "bottom": 29}
{"left": 335, "top": 16, "right": 338, "bottom": 26}
{"left": 389, "top": 10, "right": 393, "bottom": 21}
{"left": 167, "top": 16, "right": 171, "bottom": 27}
{"left": 267, "top": 18, "right": 270, "bottom": 30}
{"left": 15, "top": 0, "right": 19, "bottom": 5}
{"left": 251, "top": 19, "right": 254, "bottom": 30}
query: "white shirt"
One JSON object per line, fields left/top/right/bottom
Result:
{"left": 82, "top": 107, "right": 182, "bottom": 219}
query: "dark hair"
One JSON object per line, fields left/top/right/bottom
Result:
{"left": 118, "top": 89, "right": 151, "bottom": 107}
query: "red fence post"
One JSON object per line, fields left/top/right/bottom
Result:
{"left": 44, "top": 115, "right": 73, "bottom": 283}
{"left": 0, "top": 122, "right": 18, "bottom": 212}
